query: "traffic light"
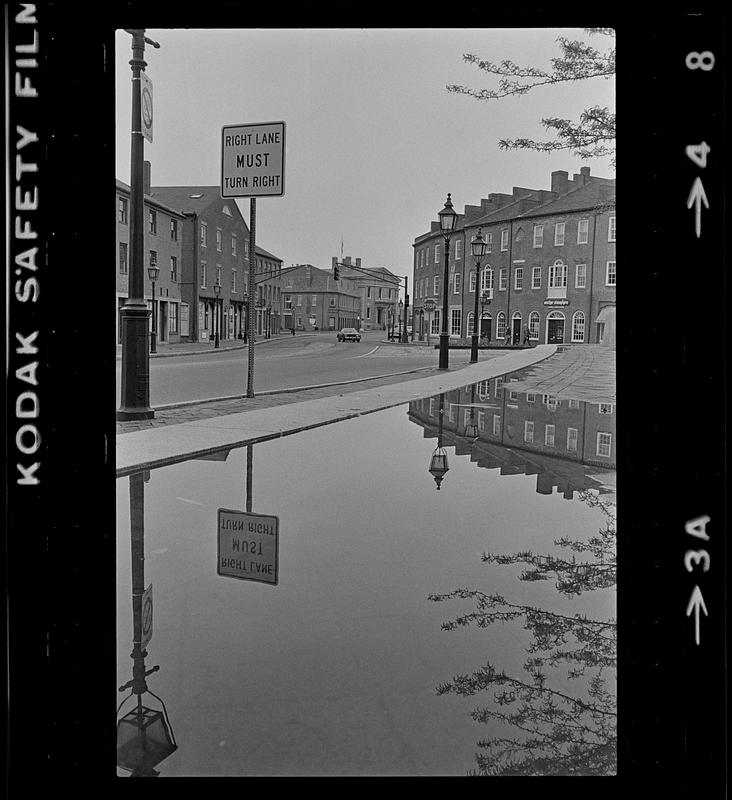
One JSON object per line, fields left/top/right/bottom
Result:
{"left": 333, "top": 264, "right": 340, "bottom": 281}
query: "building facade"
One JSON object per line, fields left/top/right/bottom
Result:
{"left": 116, "top": 179, "right": 185, "bottom": 345}
{"left": 281, "top": 264, "right": 361, "bottom": 331}
{"left": 333, "top": 256, "right": 401, "bottom": 332}
{"left": 412, "top": 167, "right": 615, "bottom": 347}
{"left": 253, "top": 245, "right": 283, "bottom": 337}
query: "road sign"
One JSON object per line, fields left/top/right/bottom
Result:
{"left": 423, "top": 298, "right": 437, "bottom": 312}
{"left": 141, "top": 584, "right": 153, "bottom": 650}
{"left": 141, "top": 72, "right": 153, "bottom": 143}
{"left": 217, "top": 508, "right": 279, "bottom": 585}
{"left": 221, "top": 121, "right": 286, "bottom": 198}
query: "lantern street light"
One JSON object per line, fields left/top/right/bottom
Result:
{"left": 469, "top": 229, "right": 488, "bottom": 363}
{"left": 437, "top": 194, "right": 458, "bottom": 369}
{"left": 428, "top": 393, "right": 450, "bottom": 490}
{"left": 147, "top": 263, "right": 159, "bottom": 354}
{"left": 213, "top": 282, "right": 221, "bottom": 349}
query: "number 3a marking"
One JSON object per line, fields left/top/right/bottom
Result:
{"left": 686, "top": 141, "right": 710, "bottom": 168}
{"left": 684, "top": 549, "right": 710, "bottom": 572}
{"left": 686, "top": 51, "right": 715, "bottom": 70}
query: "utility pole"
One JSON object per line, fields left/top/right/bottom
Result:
{"left": 117, "top": 30, "right": 160, "bottom": 420}
{"left": 401, "top": 275, "right": 409, "bottom": 343}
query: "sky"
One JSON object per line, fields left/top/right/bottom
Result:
{"left": 115, "top": 28, "right": 615, "bottom": 284}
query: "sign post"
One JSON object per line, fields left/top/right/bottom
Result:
{"left": 217, "top": 508, "right": 279, "bottom": 585}
{"left": 221, "top": 121, "right": 286, "bottom": 398}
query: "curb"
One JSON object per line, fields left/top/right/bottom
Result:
{"left": 152, "top": 365, "right": 437, "bottom": 412}
{"left": 115, "top": 333, "right": 317, "bottom": 361}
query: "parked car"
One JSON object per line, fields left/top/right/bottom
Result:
{"left": 337, "top": 327, "right": 361, "bottom": 342}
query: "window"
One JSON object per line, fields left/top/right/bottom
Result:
{"left": 467, "top": 311, "right": 475, "bottom": 335}
{"left": 431, "top": 309, "right": 440, "bottom": 334}
{"left": 170, "top": 219, "right": 178, "bottom": 240}
{"left": 608, "top": 216, "right": 616, "bottom": 242}
{"left": 554, "top": 222, "right": 565, "bottom": 246}
{"left": 297, "top": 295, "right": 302, "bottom": 306}
{"left": 200, "top": 222, "right": 207, "bottom": 247}
{"left": 435, "top": 243, "right": 440, "bottom": 263}
{"left": 366, "top": 307, "right": 371, "bottom": 319}
{"left": 533, "top": 224, "right": 543, "bottom": 248}
{"left": 216, "top": 228, "right": 222, "bottom": 252}
{"left": 148, "top": 209, "right": 157, "bottom": 235}
{"left": 606, "top": 261, "right": 616, "bottom": 286}
{"left": 433, "top": 275, "right": 440, "bottom": 296}
{"left": 378, "top": 288, "right": 383, "bottom": 299}
{"left": 119, "top": 242, "right": 128, "bottom": 274}
{"left": 426, "top": 247, "right": 430, "bottom": 265}
{"left": 577, "top": 219, "right": 589, "bottom": 244}
{"left": 597, "top": 432, "right": 612, "bottom": 458}
{"left": 567, "top": 427, "right": 578, "bottom": 452}
{"left": 549, "top": 260, "right": 568, "bottom": 288}
{"left": 469, "top": 270, "right": 477, "bottom": 292}
{"left": 118, "top": 196, "right": 128, "bottom": 224}
{"left": 284, "top": 296, "right": 292, "bottom": 310}
{"left": 367, "top": 286, "right": 371, "bottom": 298}
{"left": 499, "top": 268, "right": 508, "bottom": 291}
{"left": 200, "top": 262, "right": 207, "bottom": 288}
{"left": 493, "top": 415, "right": 501, "bottom": 436}
{"left": 497, "top": 312, "right": 506, "bottom": 339}
{"left": 453, "top": 273, "right": 461, "bottom": 294}
{"left": 451, "top": 308, "right": 462, "bottom": 336}
{"left": 575, "top": 263, "right": 587, "bottom": 288}
{"left": 545, "top": 424, "right": 555, "bottom": 447}
{"left": 509, "top": 390, "right": 519, "bottom": 401}
{"left": 529, "top": 311, "right": 540, "bottom": 339}
{"left": 481, "top": 267, "right": 493, "bottom": 293}
{"left": 569, "top": 398, "right": 581, "bottom": 409}
{"left": 477, "top": 380, "right": 490, "bottom": 401}
{"left": 232, "top": 269, "right": 237, "bottom": 293}
{"left": 532, "top": 266, "right": 542, "bottom": 289}
{"left": 216, "top": 266, "right": 222, "bottom": 286}
{"left": 169, "top": 303, "right": 178, "bottom": 334}
{"left": 543, "top": 394, "right": 559, "bottom": 411}
{"left": 485, "top": 232, "right": 493, "bottom": 253}
{"left": 514, "top": 267, "right": 523, "bottom": 290}
{"left": 149, "top": 250, "right": 157, "bottom": 268}
{"left": 524, "top": 421, "right": 534, "bottom": 443}
{"left": 455, "top": 239, "right": 462, "bottom": 260}
{"left": 329, "top": 296, "right": 336, "bottom": 307}
{"left": 244, "top": 240, "right": 249, "bottom": 258}
{"left": 500, "top": 229, "right": 509, "bottom": 251}
{"left": 170, "top": 256, "right": 178, "bottom": 282}
{"left": 572, "top": 311, "right": 585, "bottom": 342}
{"left": 527, "top": 392, "right": 536, "bottom": 403}
{"left": 232, "top": 235, "right": 237, "bottom": 256}
{"left": 311, "top": 295, "right": 317, "bottom": 305}
{"left": 599, "top": 403, "right": 614, "bottom": 415}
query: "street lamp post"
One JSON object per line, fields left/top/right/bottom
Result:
{"left": 437, "top": 194, "right": 458, "bottom": 370}
{"left": 147, "top": 263, "right": 159, "bottom": 354}
{"left": 398, "top": 299, "right": 403, "bottom": 341}
{"left": 428, "top": 393, "right": 449, "bottom": 490}
{"left": 117, "top": 29, "right": 159, "bottom": 421}
{"left": 213, "top": 282, "right": 221, "bottom": 348}
{"left": 470, "top": 228, "right": 488, "bottom": 363}
{"left": 266, "top": 306, "right": 272, "bottom": 339}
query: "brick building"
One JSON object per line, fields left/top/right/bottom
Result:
{"left": 412, "top": 167, "right": 615, "bottom": 347}
{"left": 281, "top": 263, "right": 361, "bottom": 331}
{"left": 253, "top": 245, "right": 284, "bottom": 336}
{"left": 116, "top": 179, "right": 185, "bottom": 345}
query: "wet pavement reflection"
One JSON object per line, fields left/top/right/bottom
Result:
{"left": 117, "top": 366, "right": 616, "bottom": 776}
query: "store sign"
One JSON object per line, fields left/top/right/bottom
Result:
{"left": 543, "top": 299, "right": 569, "bottom": 306}
{"left": 217, "top": 508, "right": 279, "bottom": 585}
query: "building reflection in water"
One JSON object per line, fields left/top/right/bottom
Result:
{"left": 116, "top": 471, "right": 178, "bottom": 777}
{"left": 411, "top": 368, "right": 616, "bottom": 501}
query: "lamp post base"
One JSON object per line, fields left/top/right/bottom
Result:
{"left": 118, "top": 302, "right": 154, "bottom": 420}
{"left": 470, "top": 334, "right": 479, "bottom": 363}
{"left": 438, "top": 333, "right": 449, "bottom": 369}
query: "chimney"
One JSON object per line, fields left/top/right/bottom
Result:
{"left": 144, "top": 160, "right": 151, "bottom": 195}
{"left": 356, "top": 257, "right": 361, "bottom": 268}
{"left": 550, "top": 170, "right": 569, "bottom": 195}
{"left": 580, "top": 166, "right": 591, "bottom": 182}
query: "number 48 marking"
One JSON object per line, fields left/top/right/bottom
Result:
{"left": 686, "top": 141, "right": 710, "bottom": 168}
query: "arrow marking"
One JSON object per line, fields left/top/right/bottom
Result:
{"left": 686, "top": 177, "right": 709, "bottom": 238}
{"left": 686, "top": 585, "right": 708, "bottom": 645}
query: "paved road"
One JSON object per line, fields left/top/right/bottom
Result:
{"left": 115, "top": 331, "right": 472, "bottom": 405}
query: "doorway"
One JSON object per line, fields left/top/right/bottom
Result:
{"left": 512, "top": 316, "right": 522, "bottom": 345}
{"left": 546, "top": 312, "right": 565, "bottom": 344}
{"left": 480, "top": 315, "right": 492, "bottom": 340}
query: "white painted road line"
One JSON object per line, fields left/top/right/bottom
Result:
{"left": 352, "top": 346, "right": 380, "bottom": 358}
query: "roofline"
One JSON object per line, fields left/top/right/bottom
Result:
{"left": 116, "top": 180, "right": 186, "bottom": 219}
